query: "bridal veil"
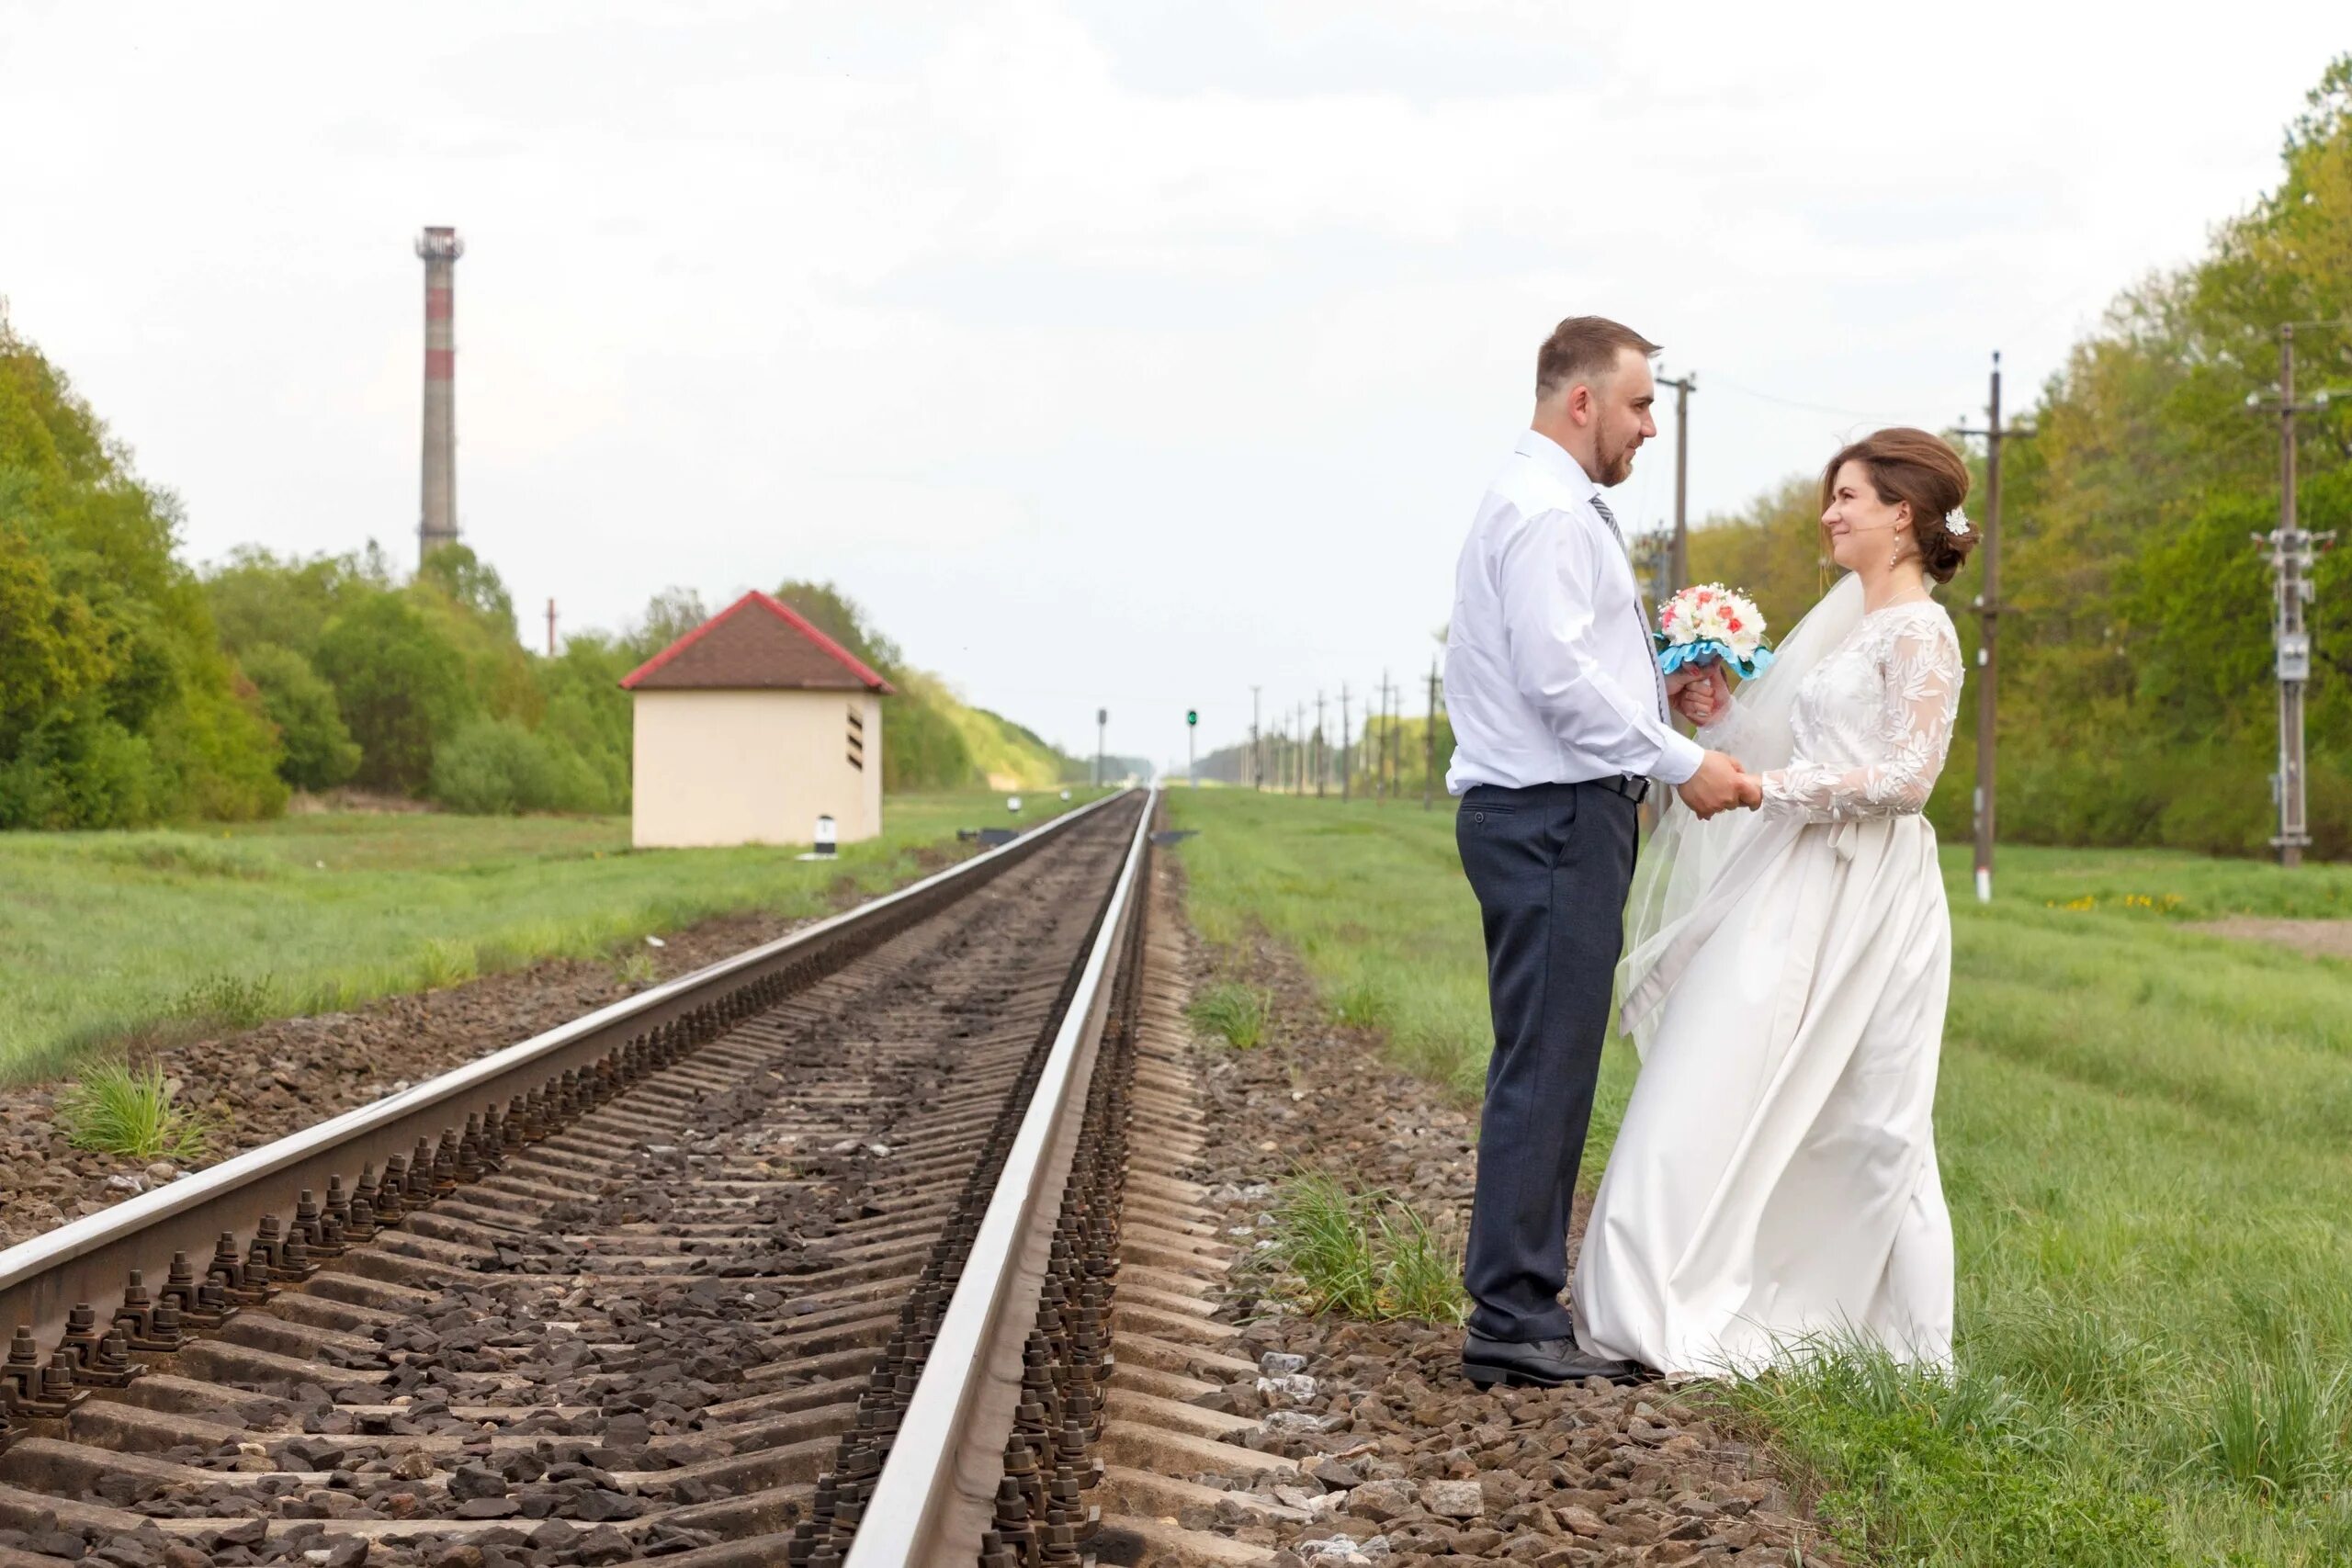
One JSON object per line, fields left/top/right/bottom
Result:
{"left": 1617, "top": 571, "right": 1865, "bottom": 1052}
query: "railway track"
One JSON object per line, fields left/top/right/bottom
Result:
{"left": 0, "top": 788, "right": 1267, "bottom": 1568}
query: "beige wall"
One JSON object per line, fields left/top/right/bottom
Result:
{"left": 631, "top": 690, "right": 884, "bottom": 850}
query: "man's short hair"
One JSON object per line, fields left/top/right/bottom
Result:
{"left": 1535, "top": 316, "right": 1661, "bottom": 400}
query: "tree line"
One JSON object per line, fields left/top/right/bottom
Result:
{"left": 1690, "top": 56, "right": 2352, "bottom": 858}
{"left": 1, "top": 314, "right": 1083, "bottom": 830}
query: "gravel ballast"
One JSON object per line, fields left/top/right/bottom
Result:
{"left": 1164, "top": 874, "right": 1847, "bottom": 1568}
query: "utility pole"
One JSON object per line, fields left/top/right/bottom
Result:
{"left": 1956, "top": 353, "right": 2034, "bottom": 903}
{"left": 1340, "top": 683, "right": 1352, "bottom": 802}
{"left": 1094, "top": 707, "right": 1106, "bottom": 789}
{"left": 1374, "top": 671, "right": 1392, "bottom": 804}
{"left": 1250, "top": 686, "right": 1262, "bottom": 790}
{"left": 1296, "top": 704, "right": 1307, "bottom": 795}
{"left": 1316, "top": 692, "right": 1328, "bottom": 798}
{"left": 2250, "top": 322, "right": 2344, "bottom": 868}
{"left": 1657, "top": 371, "right": 1697, "bottom": 594}
{"left": 545, "top": 598, "right": 557, "bottom": 658}
{"left": 1424, "top": 659, "right": 1438, "bottom": 809}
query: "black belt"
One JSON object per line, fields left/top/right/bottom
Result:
{"left": 1462, "top": 776, "right": 1651, "bottom": 807}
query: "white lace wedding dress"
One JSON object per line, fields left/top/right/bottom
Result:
{"left": 1573, "top": 595, "right": 1963, "bottom": 1378}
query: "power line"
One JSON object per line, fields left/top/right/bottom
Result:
{"left": 1704, "top": 376, "right": 1908, "bottom": 424}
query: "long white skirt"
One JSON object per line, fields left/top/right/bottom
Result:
{"left": 1572, "top": 813, "right": 1954, "bottom": 1378}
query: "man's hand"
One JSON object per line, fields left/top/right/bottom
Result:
{"left": 1666, "top": 663, "right": 1732, "bottom": 728}
{"left": 1675, "top": 750, "right": 1752, "bottom": 819}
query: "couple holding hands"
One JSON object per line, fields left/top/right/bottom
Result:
{"left": 1443, "top": 315, "right": 1973, "bottom": 1388}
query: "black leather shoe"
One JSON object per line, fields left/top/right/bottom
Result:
{"left": 1461, "top": 1330, "right": 1640, "bottom": 1388}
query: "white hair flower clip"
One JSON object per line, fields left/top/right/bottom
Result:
{"left": 1945, "top": 508, "right": 1972, "bottom": 537}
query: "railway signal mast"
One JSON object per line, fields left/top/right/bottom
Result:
{"left": 2248, "top": 321, "right": 2345, "bottom": 867}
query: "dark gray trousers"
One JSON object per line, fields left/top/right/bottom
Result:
{"left": 1455, "top": 779, "right": 1641, "bottom": 1343}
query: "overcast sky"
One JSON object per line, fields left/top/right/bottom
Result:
{"left": 3, "top": 3, "right": 2344, "bottom": 767}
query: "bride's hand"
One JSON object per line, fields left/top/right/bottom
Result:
{"left": 1668, "top": 663, "right": 1732, "bottom": 726}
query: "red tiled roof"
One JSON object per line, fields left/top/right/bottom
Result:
{"left": 619, "top": 592, "right": 896, "bottom": 694}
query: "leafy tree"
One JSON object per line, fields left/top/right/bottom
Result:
{"left": 1691, "top": 54, "right": 2352, "bottom": 857}
{"left": 774, "top": 578, "right": 902, "bottom": 671}
{"left": 202, "top": 544, "right": 389, "bottom": 661}
{"left": 312, "top": 592, "right": 474, "bottom": 795}
{"left": 238, "top": 643, "right": 361, "bottom": 792}
{"left": 0, "top": 514, "right": 107, "bottom": 735}
{"left": 534, "top": 632, "right": 634, "bottom": 811}
{"left": 415, "top": 543, "right": 517, "bottom": 639}
{"left": 0, "top": 309, "right": 282, "bottom": 827}
{"left": 409, "top": 547, "right": 541, "bottom": 728}
{"left": 625, "top": 587, "right": 711, "bottom": 665}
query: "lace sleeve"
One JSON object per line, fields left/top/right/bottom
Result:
{"left": 1759, "top": 615, "right": 1962, "bottom": 822}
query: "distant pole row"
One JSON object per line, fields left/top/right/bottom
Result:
{"left": 1238, "top": 659, "right": 1443, "bottom": 807}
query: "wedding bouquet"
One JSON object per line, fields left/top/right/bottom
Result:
{"left": 1656, "top": 583, "right": 1773, "bottom": 680}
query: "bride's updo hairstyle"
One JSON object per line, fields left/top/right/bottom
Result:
{"left": 1820, "top": 427, "right": 1976, "bottom": 584}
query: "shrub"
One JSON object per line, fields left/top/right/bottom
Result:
{"left": 169, "top": 971, "right": 277, "bottom": 1028}
{"left": 55, "top": 1061, "right": 210, "bottom": 1163}
{"left": 415, "top": 938, "right": 479, "bottom": 990}
{"left": 1260, "top": 1171, "right": 1466, "bottom": 1323}
{"left": 1728, "top": 1342, "right": 2170, "bottom": 1566}
{"left": 2198, "top": 1350, "right": 2352, "bottom": 1498}
{"left": 1187, "top": 981, "right": 1270, "bottom": 1049}
{"left": 238, "top": 643, "right": 360, "bottom": 792}
{"left": 1330, "top": 976, "right": 1393, "bottom": 1030}
{"left": 0, "top": 706, "right": 170, "bottom": 829}
{"left": 429, "top": 716, "right": 605, "bottom": 816}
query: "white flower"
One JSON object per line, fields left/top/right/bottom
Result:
{"left": 1945, "top": 508, "right": 1971, "bottom": 537}
{"left": 1658, "top": 583, "right": 1766, "bottom": 657}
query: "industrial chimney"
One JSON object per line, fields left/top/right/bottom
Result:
{"left": 415, "top": 225, "right": 464, "bottom": 565}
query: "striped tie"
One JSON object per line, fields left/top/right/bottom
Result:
{"left": 1587, "top": 493, "right": 1672, "bottom": 728}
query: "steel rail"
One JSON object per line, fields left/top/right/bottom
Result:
{"left": 0, "top": 789, "right": 1135, "bottom": 1347}
{"left": 845, "top": 784, "right": 1159, "bottom": 1568}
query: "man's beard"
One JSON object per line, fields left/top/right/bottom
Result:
{"left": 1598, "top": 441, "right": 1637, "bottom": 487}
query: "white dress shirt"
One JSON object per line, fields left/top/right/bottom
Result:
{"left": 1443, "top": 430, "right": 1704, "bottom": 794}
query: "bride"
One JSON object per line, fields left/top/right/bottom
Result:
{"left": 1571, "top": 425, "right": 1973, "bottom": 1379}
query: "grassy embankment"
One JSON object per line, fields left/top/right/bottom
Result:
{"left": 2, "top": 788, "right": 1106, "bottom": 1083}
{"left": 1170, "top": 787, "right": 2352, "bottom": 1567}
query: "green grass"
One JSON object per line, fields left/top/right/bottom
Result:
{"left": 1257, "top": 1169, "right": 1468, "bottom": 1324}
{"left": 0, "top": 788, "right": 1110, "bottom": 1082}
{"left": 1169, "top": 789, "right": 2352, "bottom": 1566}
{"left": 54, "top": 1061, "right": 212, "bottom": 1163}
{"left": 1186, "top": 980, "right": 1271, "bottom": 1049}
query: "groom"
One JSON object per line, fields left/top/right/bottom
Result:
{"left": 1444, "top": 316, "right": 1748, "bottom": 1387}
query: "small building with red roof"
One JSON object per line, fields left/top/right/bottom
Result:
{"left": 619, "top": 592, "right": 894, "bottom": 849}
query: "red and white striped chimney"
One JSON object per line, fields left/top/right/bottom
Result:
{"left": 415, "top": 225, "right": 464, "bottom": 564}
